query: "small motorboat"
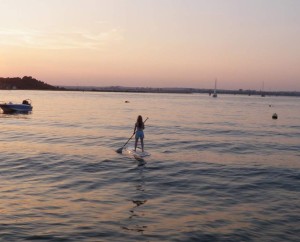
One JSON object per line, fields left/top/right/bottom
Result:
{"left": 0, "top": 99, "right": 33, "bottom": 113}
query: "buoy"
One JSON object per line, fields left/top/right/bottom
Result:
{"left": 272, "top": 113, "right": 278, "bottom": 119}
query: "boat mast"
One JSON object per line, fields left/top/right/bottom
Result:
{"left": 213, "top": 79, "right": 217, "bottom": 97}
{"left": 261, "top": 81, "right": 265, "bottom": 97}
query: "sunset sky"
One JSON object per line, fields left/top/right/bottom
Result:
{"left": 0, "top": 0, "right": 299, "bottom": 91}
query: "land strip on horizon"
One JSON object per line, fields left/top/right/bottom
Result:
{"left": 1, "top": 76, "right": 299, "bottom": 97}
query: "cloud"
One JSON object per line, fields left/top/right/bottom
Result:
{"left": 0, "top": 28, "right": 124, "bottom": 50}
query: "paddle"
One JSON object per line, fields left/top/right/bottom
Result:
{"left": 116, "top": 117, "right": 148, "bottom": 154}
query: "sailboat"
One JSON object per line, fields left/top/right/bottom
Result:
{"left": 261, "top": 81, "right": 265, "bottom": 97}
{"left": 212, "top": 79, "right": 217, "bottom": 98}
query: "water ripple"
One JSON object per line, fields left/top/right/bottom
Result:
{"left": 0, "top": 91, "right": 299, "bottom": 241}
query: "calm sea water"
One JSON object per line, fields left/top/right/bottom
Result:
{"left": 0, "top": 90, "right": 299, "bottom": 241}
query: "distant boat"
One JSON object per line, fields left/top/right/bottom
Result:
{"left": 272, "top": 113, "right": 278, "bottom": 119}
{"left": 212, "top": 79, "right": 217, "bottom": 98}
{"left": 261, "top": 82, "right": 265, "bottom": 97}
{"left": 0, "top": 99, "right": 33, "bottom": 114}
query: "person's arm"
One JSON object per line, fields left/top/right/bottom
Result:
{"left": 133, "top": 123, "right": 137, "bottom": 134}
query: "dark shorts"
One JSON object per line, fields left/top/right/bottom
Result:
{"left": 135, "top": 130, "right": 144, "bottom": 139}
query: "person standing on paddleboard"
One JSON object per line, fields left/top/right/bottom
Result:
{"left": 133, "top": 115, "right": 145, "bottom": 152}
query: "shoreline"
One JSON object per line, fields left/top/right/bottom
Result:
{"left": 0, "top": 76, "right": 299, "bottom": 97}
{"left": 60, "top": 86, "right": 300, "bottom": 97}
{"left": 1, "top": 87, "right": 300, "bottom": 97}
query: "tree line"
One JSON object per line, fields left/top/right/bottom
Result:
{"left": 0, "top": 76, "right": 59, "bottom": 90}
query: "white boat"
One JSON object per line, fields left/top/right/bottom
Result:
{"left": 0, "top": 99, "right": 33, "bottom": 113}
{"left": 261, "top": 81, "right": 265, "bottom": 97}
{"left": 212, "top": 79, "right": 217, "bottom": 98}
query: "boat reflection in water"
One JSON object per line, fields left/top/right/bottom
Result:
{"left": 0, "top": 99, "right": 33, "bottom": 114}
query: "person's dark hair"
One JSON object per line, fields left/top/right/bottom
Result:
{"left": 136, "top": 115, "right": 144, "bottom": 129}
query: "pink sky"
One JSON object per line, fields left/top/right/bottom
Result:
{"left": 0, "top": 0, "right": 299, "bottom": 91}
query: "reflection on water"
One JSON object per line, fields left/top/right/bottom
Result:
{"left": 122, "top": 163, "right": 148, "bottom": 235}
{"left": 0, "top": 90, "right": 299, "bottom": 241}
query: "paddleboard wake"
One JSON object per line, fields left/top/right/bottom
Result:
{"left": 123, "top": 146, "right": 151, "bottom": 160}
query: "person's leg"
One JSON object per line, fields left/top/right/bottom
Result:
{"left": 141, "top": 138, "right": 144, "bottom": 152}
{"left": 134, "top": 138, "right": 138, "bottom": 151}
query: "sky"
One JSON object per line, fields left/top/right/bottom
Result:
{"left": 0, "top": 0, "right": 299, "bottom": 91}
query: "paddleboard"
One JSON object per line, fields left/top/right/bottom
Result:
{"left": 123, "top": 146, "right": 151, "bottom": 160}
